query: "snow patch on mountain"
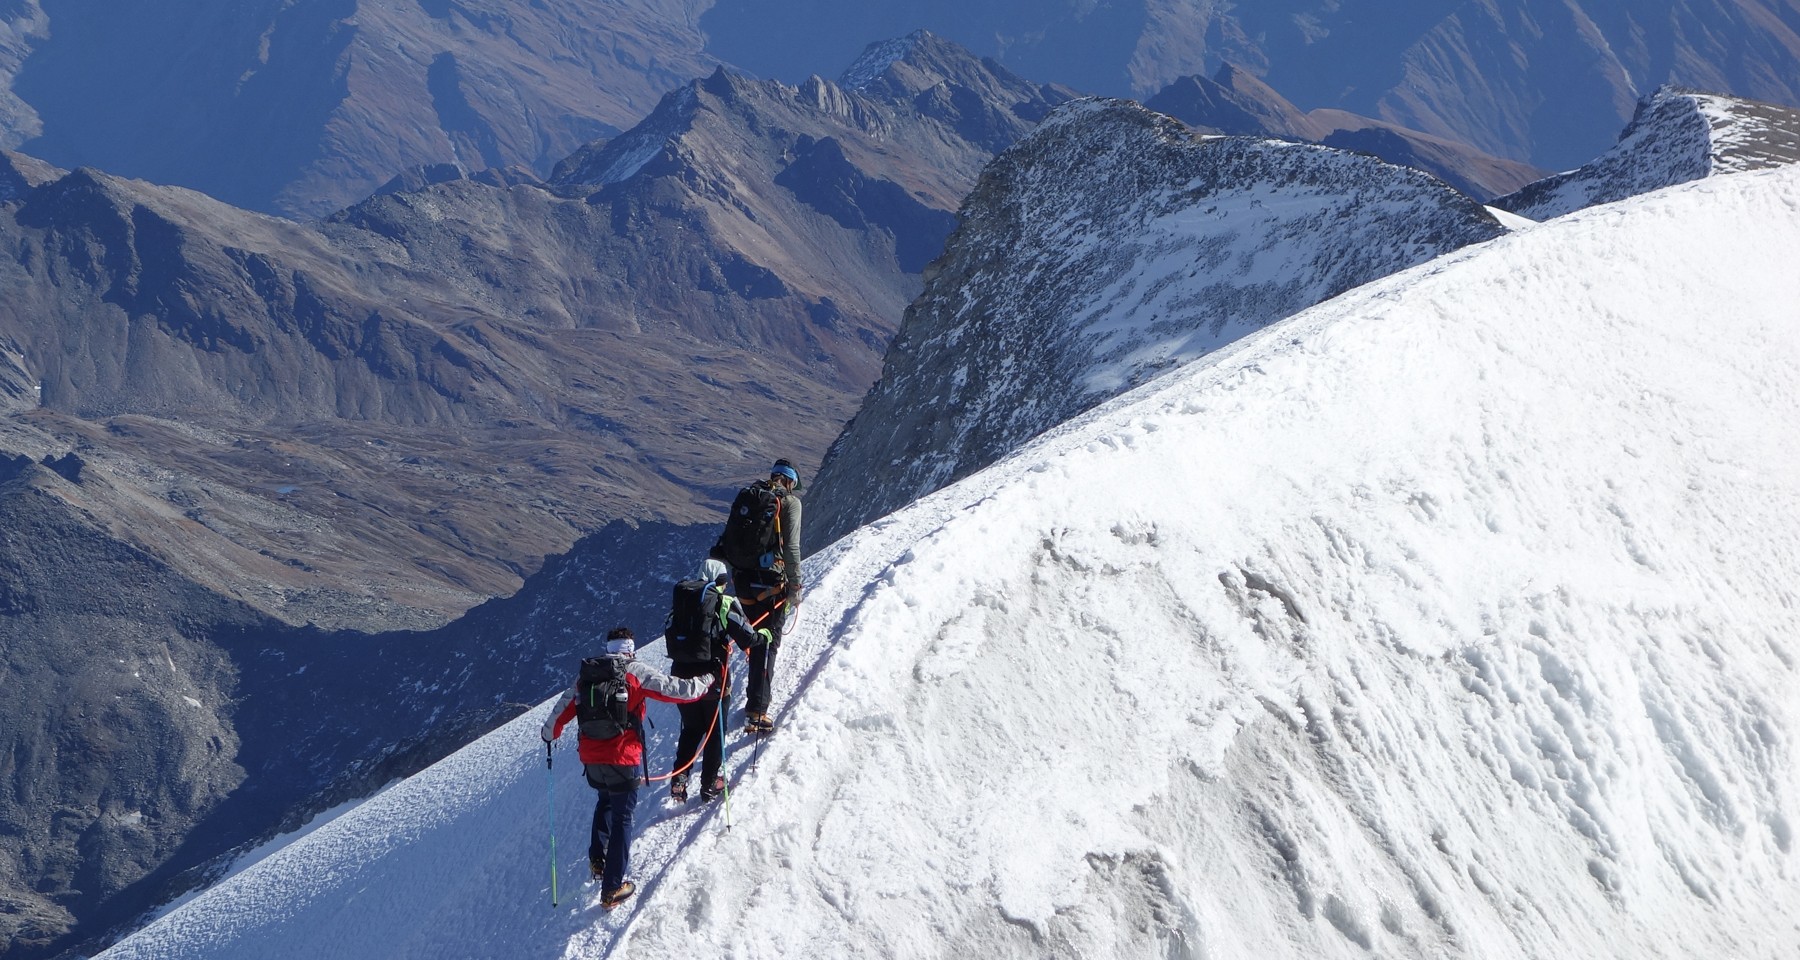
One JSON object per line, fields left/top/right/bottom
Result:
{"left": 809, "top": 97, "right": 1505, "bottom": 548}
{"left": 556, "top": 84, "right": 699, "bottom": 187}
{"left": 839, "top": 31, "right": 927, "bottom": 92}
{"left": 1495, "top": 87, "right": 1800, "bottom": 221}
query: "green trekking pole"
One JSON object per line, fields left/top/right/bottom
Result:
{"left": 718, "top": 660, "right": 732, "bottom": 831}
{"left": 546, "top": 740, "right": 559, "bottom": 907}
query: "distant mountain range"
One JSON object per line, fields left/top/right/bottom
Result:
{"left": 5, "top": 2, "right": 1797, "bottom": 216}
{"left": 0, "top": 0, "right": 716, "bottom": 218}
{"left": 1144, "top": 64, "right": 1546, "bottom": 200}
{"left": 703, "top": 0, "right": 1800, "bottom": 172}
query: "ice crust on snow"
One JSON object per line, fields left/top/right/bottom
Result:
{"left": 104, "top": 164, "right": 1800, "bottom": 959}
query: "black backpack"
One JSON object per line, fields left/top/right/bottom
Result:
{"left": 716, "top": 481, "right": 783, "bottom": 571}
{"left": 575, "top": 656, "right": 633, "bottom": 741}
{"left": 664, "top": 578, "right": 723, "bottom": 664}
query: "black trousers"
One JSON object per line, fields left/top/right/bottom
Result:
{"left": 732, "top": 568, "right": 787, "bottom": 715}
{"left": 672, "top": 695, "right": 725, "bottom": 785}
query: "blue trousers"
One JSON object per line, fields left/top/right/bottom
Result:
{"left": 583, "top": 766, "right": 637, "bottom": 890}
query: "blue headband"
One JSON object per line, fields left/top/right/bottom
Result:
{"left": 772, "top": 464, "right": 799, "bottom": 484}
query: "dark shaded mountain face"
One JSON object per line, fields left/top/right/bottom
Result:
{"left": 1145, "top": 65, "right": 1547, "bottom": 200}
{"left": 1495, "top": 87, "right": 1800, "bottom": 220}
{"left": 807, "top": 98, "right": 1508, "bottom": 549}
{"left": 0, "top": 34, "right": 1070, "bottom": 958}
{"left": 0, "top": 0, "right": 716, "bottom": 218}
{"left": 0, "top": 456, "right": 712, "bottom": 957}
{"left": 700, "top": 0, "right": 1800, "bottom": 173}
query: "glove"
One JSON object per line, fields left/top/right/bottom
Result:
{"left": 786, "top": 581, "right": 803, "bottom": 606}
{"left": 757, "top": 627, "right": 773, "bottom": 646}
{"left": 702, "top": 673, "right": 717, "bottom": 688}
{"left": 540, "top": 730, "right": 554, "bottom": 744}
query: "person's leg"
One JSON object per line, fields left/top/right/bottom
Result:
{"left": 745, "top": 641, "right": 770, "bottom": 716}
{"left": 754, "top": 640, "right": 779, "bottom": 716}
{"left": 602, "top": 786, "right": 638, "bottom": 891}
{"left": 731, "top": 569, "right": 782, "bottom": 720}
{"left": 672, "top": 699, "right": 707, "bottom": 782}
{"left": 701, "top": 698, "right": 724, "bottom": 783}
{"left": 587, "top": 787, "right": 607, "bottom": 875}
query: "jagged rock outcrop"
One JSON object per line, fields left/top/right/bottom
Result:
{"left": 1145, "top": 65, "right": 1545, "bottom": 199}
{"left": 1494, "top": 87, "right": 1800, "bottom": 220}
{"left": 809, "top": 98, "right": 1507, "bottom": 547}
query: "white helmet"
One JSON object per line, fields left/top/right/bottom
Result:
{"left": 696, "top": 557, "right": 730, "bottom": 584}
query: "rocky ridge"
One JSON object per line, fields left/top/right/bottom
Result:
{"left": 1495, "top": 88, "right": 1800, "bottom": 220}
{"left": 808, "top": 97, "right": 1508, "bottom": 548}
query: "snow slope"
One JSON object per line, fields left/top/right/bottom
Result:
{"left": 104, "top": 166, "right": 1800, "bottom": 958}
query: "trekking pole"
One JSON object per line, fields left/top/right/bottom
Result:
{"left": 546, "top": 741, "right": 559, "bottom": 908}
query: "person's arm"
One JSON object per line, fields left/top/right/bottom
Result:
{"left": 632, "top": 662, "right": 715, "bottom": 704}
{"left": 540, "top": 688, "right": 577, "bottom": 741}
{"left": 779, "top": 494, "right": 803, "bottom": 592}
{"left": 721, "top": 595, "right": 771, "bottom": 649}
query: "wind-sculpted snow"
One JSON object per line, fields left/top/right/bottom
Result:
{"left": 1496, "top": 87, "right": 1800, "bottom": 221}
{"left": 104, "top": 161, "right": 1800, "bottom": 960}
{"left": 810, "top": 98, "right": 1505, "bottom": 548}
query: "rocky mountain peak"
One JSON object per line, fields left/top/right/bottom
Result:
{"left": 835, "top": 30, "right": 1080, "bottom": 153}
{"left": 837, "top": 30, "right": 932, "bottom": 92}
{"left": 1495, "top": 86, "right": 1800, "bottom": 220}
{"left": 809, "top": 97, "right": 1507, "bottom": 547}
{"left": 1, "top": 149, "right": 59, "bottom": 203}
{"left": 1145, "top": 64, "right": 1327, "bottom": 140}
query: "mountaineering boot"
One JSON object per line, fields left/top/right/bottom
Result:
{"left": 669, "top": 773, "right": 689, "bottom": 803}
{"left": 744, "top": 711, "right": 774, "bottom": 734}
{"left": 699, "top": 776, "right": 726, "bottom": 803}
{"left": 602, "top": 880, "right": 637, "bottom": 909}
